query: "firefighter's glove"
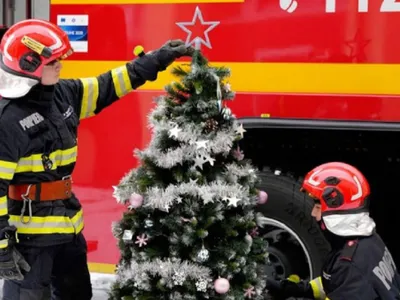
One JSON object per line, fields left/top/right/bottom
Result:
{"left": 0, "top": 226, "right": 30, "bottom": 280}
{"left": 129, "top": 39, "right": 194, "bottom": 82}
{"left": 265, "top": 275, "right": 313, "bottom": 299}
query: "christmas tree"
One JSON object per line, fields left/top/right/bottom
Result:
{"left": 109, "top": 47, "right": 270, "bottom": 300}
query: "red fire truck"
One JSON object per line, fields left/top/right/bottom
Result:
{"left": 4, "top": 0, "right": 400, "bottom": 282}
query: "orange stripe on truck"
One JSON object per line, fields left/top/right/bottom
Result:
{"left": 61, "top": 60, "right": 400, "bottom": 96}
{"left": 51, "top": 0, "right": 243, "bottom": 4}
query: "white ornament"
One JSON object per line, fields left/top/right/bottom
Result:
{"left": 196, "top": 140, "right": 208, "bottom": 150}
{"left": 235, "top": 124, "right": 247, "bottom": 138}
{"left": 203, "top": 154, "right": 215, "bottom": 166}
{"left": 195, "top": 280, "right": 208, "bottom": 292}
{"left": 169, "top": 125, "right": 182, "bottom": 139}
{"left": 172, "top": 271, "right": 186, "bottom": 286}
{"left": 227, "top": 196, "right": 241, "bottom": 207}
{"left": 197, "top": 247, "right": 210, "bottom": 262}
{"left": 194, "top": 155, "right": 207, "bottom": 170}
{"left": 122, "top": 230, "right": 133, "bottom": 243}
{"left": 202, "top": 193, "right": 214, "bottom": 204}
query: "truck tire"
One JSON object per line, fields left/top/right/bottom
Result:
{"left": 256, "top": 168, "right": 331, "bottom": 280}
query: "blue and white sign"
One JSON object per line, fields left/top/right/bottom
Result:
{"left": 57, "top": 15, "right": 89, "bottom": 53}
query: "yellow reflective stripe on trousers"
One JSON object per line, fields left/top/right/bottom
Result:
{"left": 71, "top": 209, "right": 84, "bottom": 234}
{"left": 8, "top": 208, "right": 84, "bottom": 235}
{"left": 15, "top": 146, "right": 77, "bottom": 173}
{"left": 310, "top": 277, "right": 326, "bottom": 300}
{"left": 0, "top": 196, "right": 8, "bottom": 216}
{"left": 80, "top": 77, "right": 99, "bottom": 119}
{"left": 0, "top": 239, "right": 8, "bottom": 249}
{"left": 0, "top": 160, "right": 17, "bottom": 180}
{"left": 111, "top": 66, "right": 133, "bottom": 98}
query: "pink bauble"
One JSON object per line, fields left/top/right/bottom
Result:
{"left": 214, "top": 277, "right": 230, "bottom": 294}
{"left": 257, "top": 190, "right": 268, "bottom": 204}
{"left": 129, "top": 193, "right": 143, "bottom": 208}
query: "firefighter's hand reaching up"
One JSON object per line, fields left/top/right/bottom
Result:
{"left": 152, "top": 39, "right": 195, "bottom": 70}
{"left": 127, "top": 39, "right": 195, "bottom": 82}
{"left": 0, "top": 226, "right": 30, "bottom": 280}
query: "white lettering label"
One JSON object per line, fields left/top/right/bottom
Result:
{"left": 359, "top": 0, "right": 369, "bottom": 12}
{"left": 373, "top": 266, "right": 391, "bottom": 290}
{"left": 326, "top": 0, "right": 336, "bottom": 12}
{"left": 325, "top": 0, "right": 400, "bottom": 13}
{"left": 381, "top": 0, "right": 400, "bottom": 11}
{"left": 373, "top": 247, "right": 397, "bottom": 291}
{"left": 19, "top": 112, "right": 44, "bottom": 131}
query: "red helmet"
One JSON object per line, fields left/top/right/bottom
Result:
{"left": 0, "top": 19, "right": 73, "bottom": 80}
{"left": 301, "top": 162, "right": 370, "bottom": 215}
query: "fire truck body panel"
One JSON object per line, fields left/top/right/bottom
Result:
{"left": 34, "top": 0, "right": 400, "bottom": 274}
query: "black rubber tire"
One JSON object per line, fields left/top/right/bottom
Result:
{"left": 256, "top": 168, "right": 331, "bottom": 279}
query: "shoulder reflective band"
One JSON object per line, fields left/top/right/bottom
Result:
{"left": 8, "top": 208, "right": 84, "bottom": 235}
{"left": 0, "top": 160, "right": 17, "bottom": 180}
{"left": 21, "top": 36, "right": 52, "bottom": 58}
{"left": 0, "top": 196, "right": 8, "bottom": 216}
{"left": 80, "top": 77, "right": 99, "bottom": 119}
{"left": 310, "top": 277, "right": 326, "bottom": 300}
{"left": 0, "top": 239, "right": 8, "bottom": 249}
{"left": 111, "top": 65, "right": 133, "bottom": 98}
{"left": 15, "top": 146, "right": 77, "bottom": 173}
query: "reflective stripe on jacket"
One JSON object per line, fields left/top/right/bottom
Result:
{"left": 310, "top": 277, "right": 329, "bottom": 300}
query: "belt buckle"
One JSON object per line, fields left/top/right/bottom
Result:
{"left": 62, "top": 175, "right": 72, "bottom": 182}
{"left": 62, "top": 175, "right": 72, "bottom": 197}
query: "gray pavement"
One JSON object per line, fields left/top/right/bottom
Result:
{"left": 0, "top": 273, "right": 115, "bottom": 300}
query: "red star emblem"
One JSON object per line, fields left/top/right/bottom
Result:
{"left": 345, "top": 29, "right": 371, "bottom": 62}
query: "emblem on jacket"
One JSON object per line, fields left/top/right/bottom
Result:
{"left": 19, "top": 112, "right": 44, "bottom": 131}
{"left": 63, "top": 106, "right": 74, "bottom": 119}
{"left": 323, "top": 271, "right": 331, "bottom": 280}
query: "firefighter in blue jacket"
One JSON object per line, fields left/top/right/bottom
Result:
{"left": 266, "top": 162, "right": 400, "bottom": 300}
{"left": 0, "top": 19, "right": 193, "bottom": 299}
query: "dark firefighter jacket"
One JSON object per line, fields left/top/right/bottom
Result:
{"left": 0, "top": 63, "right": 145, "bottom": 247}
{"left": 308, "top": 233, "right": 400, "bottom": 300}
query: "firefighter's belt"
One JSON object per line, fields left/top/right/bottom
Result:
{"left": 8, "top": 178, "right": 72, "bottom": 201}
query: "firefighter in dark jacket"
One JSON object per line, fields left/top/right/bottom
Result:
{"left": 265, "top": 162, "right": 400, "bottom": 300}
{"left": 0, "top": 19, "right": 193, "bottom": 299}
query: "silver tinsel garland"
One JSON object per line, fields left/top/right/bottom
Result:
{"left": 223, "top": 163, "right": 258, "bottom": 185}
{"left": 144, "top": 180, "right": 251, "bottom": 211}
{"left": 116, "top": 258, "right": 212, "bottom": 292}
{"left": 136, "top": 121, "right": 241, "bottom": 169}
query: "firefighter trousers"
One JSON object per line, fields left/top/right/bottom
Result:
{"left": 1, "top": 233, "right": 92, "bottom": 300}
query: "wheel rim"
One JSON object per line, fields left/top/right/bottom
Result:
{"left": 260, "top": 217, "right": 314, "bottom": 280}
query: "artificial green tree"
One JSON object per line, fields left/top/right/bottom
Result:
{"left": 109, "top": 48, "right": 269, "bottom": 300}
